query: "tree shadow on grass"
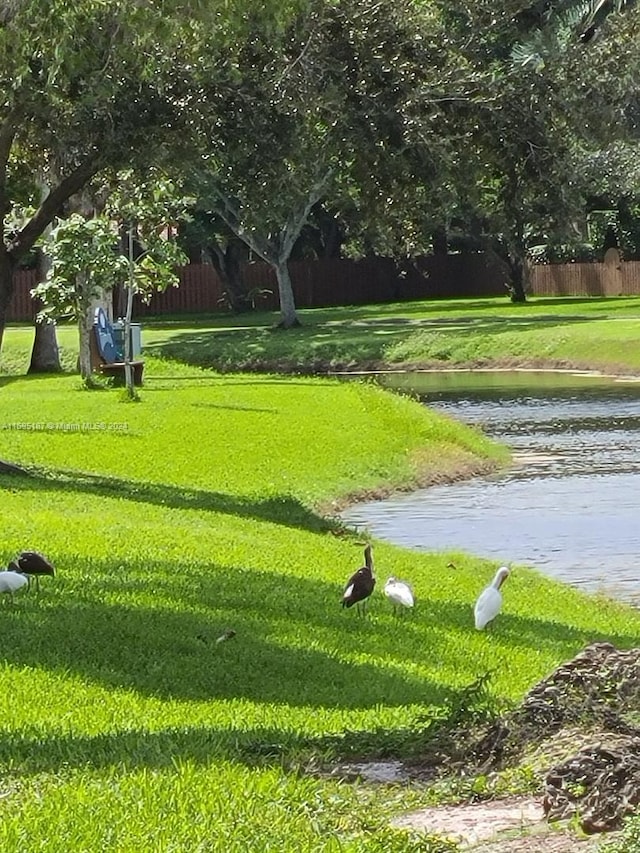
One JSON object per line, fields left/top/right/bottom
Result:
{"left": 0, "top": 715, "right": 448, "bottom": 777}
{"left": 1, "top": 555, "right": 635, "bottom": 712}
{"left": 0, "top": 468, "right": 335, "bottom": 534}
{"left": 3, "top": 598, "right": 636, "bottom": 778}
{"left": 144, "top": 312, "right": 597, "bottom": 377}
{"left": 308, "top": 297, "right": 634, "bottom": 320}
{"left": 0, "top": 558, "right": 451, "bottom": 709}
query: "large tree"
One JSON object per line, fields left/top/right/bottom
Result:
{"left": 0, "top": 0, "right": 210, "bottom": 349}
{"left": 424, "top": 0, "right": 640, "bottom": 301}
{"left": 186, "top": 0, "right": 461, "bottom": 327}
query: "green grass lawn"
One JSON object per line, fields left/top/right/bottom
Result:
{"left": 4, "top": 294, "right": 640, "bottom": 376}
{"left": 1, "top": 298, "right": 640, "bottom": 851}
{"left": 134, "top": 295, "right": 640, "bottom": 374}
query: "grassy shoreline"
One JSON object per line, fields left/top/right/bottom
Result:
{"left": 140, "top": 295, "right": 640, "bottom": 377}
{"left": 4, "top": 295, "right": 640, "bottom": 379}
{"left": 1, "top": 298, "right": 639, "bottom": 851}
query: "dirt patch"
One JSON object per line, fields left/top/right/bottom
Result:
{"left": 388, "top": 643, "right": 640, "bottom": 846}
{"left": 392, "top": 796, "right": 603, "bottom": 851}
{"left": 476, "top": 826, "right": 602, "bottom": 853}
{"left": 392, "top": 797, "right": 542, "bottom": 847}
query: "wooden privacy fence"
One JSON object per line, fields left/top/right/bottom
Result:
{"left": 528, "top": 252, "right": 640, "bottom": 297}
{"left": 6, "top": 255, "right": 509, "bottom": 321}
{"left": 7, "top": 255, "right": 640, "bottom": 322}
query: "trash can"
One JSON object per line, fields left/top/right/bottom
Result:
{"left": 112, "top": 320, "right": 142, "bottom": 358}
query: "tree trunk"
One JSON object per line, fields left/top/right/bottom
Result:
{"left": 0, "top": 245, "right": 16, "bottom": 352}
{"left": 310, "top": 205, "right": 344, "bottom": 259}
{"left": 432, "top": 226, "right": 448, "bottom": 256}
{"left": 29, "top": 247, "right": 61, "bottom": 373}
{"left": 77, "top": 274, "right": 93, "bottom": 382}
{"left": 29, "top": 320, "right": 61, "bottom": 373}
{"left": 273, "top": 260, "right": 300, "bottom": 328}
{"left": 206, "top": 239, "right": 248, "bottom": 312}
{"left": 506, "top": 247, "right": 529, "bottom": 303}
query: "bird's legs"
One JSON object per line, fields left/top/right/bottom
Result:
{"left": 356, "top": 600, "right": 369, "bottom": 618}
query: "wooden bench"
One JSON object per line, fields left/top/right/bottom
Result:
{"left": 90, "top": 307, "right": 144, "bottom": 386}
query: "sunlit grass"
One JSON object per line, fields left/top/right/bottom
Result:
{"left": 0, "top": 366, "right": 503, "bottom": 504}
{"left": 5, "top": 295, "right": 640, "bottom": 376}
{"left": 385, "top": 316, "right": 640, "bottom": 371}
{"left": 130, "top": 295, "right": 640, "bottom": 373}
{"left": 1, "top": 305, "right": 640, "bottom": 850}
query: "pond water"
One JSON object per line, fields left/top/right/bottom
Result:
{"left": 340, "top": 370, "right": 640, "bottom": 605}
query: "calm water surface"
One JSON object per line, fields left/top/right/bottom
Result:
{"left": 340, "top": 371, "right": 640, "bottom": 604}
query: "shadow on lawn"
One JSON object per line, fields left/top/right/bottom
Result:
{"left": 145, "top": 297, "right": 627, "bottom": 331}
{"left": 145, "top": 312, "right": 596, "bottom": 376}
{"left": 0, "top": 718, "right": 445, "bottom": 776}
{"left": 0, "top": 562, "right": 452, "bottom": 709}
{"left": 1, "top": 468, "right": 334, "bottom": 534}
{"left": 0, "top": 555, "right": 634, "bottom": 712}
{"left": 0, "top": 607, "right": 636, "bottom": 774}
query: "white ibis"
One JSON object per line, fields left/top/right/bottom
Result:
{"left": 342, "top": 544, "right": 375, "bottom": 616}
{"left": 474, "top": 566, "right": 510, "bottom": 630}
{"left": 384, "top": 577, "right": 415, "bottom": 616}
{"left": 9, "top": 551, "right": 55, "bottom": 591}
{"left": 0, "top": 571, "right": 29, "bottom": 602}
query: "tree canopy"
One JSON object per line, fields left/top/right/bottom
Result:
{"left": 2, "top": 0, "right": 640, "bottom": 344}
{"left": 0, "top": 0, "right": 303, "bottom": 341}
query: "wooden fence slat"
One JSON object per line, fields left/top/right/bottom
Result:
{"left": 7, "top": 258, "right": 640, "bottom": 323}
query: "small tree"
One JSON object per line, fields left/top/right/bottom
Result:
{"left": 32, "top": 172, "right": 188, "bottom": 395}
{"left": 31, "top": 214, "right": 128, "bottom": 384}
{"left": 107, "top": 171, "right": 189, "bottom": 397}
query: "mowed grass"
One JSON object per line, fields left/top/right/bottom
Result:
{"left": 1, "top": 304, "right": 640, "bottom": 851}
{"left": 5, "top": 295, "right": 640, "bottom": 376}
{"left": 130, "top": 295, "right": 640, "bottom": 374}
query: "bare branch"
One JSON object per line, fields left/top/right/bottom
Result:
{"left": 0, "top": 104, "right": 22, "bottom": 181}
{"left": 273, "top": 23, "right": 320, "bottom": 93}
{"left": 8, "top": 153, "right": 104, "bottom": 261}
{"left": 209, "top": 185, "right": 274, "bottom": 262}
{"left": 280, "top": 169, "right": 333, "bottom": 261}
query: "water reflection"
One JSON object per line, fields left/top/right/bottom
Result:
{"left": 340, "top": 371, "right": 640, "bottom": 604}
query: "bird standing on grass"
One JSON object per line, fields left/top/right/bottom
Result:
{"left": 8, "top": 551, "right": 55, "bottom": 592}
{"left": 384, "top": 577, "right": 415, "bottom": 616}
{"left": 474, "top": 566, "right": 510, "bottom": 630}
{"left": 0, "top": 571, "right": 29, "bottom": 602}
{"left": 342, "top": 544, "right": 375, "bottom": 616}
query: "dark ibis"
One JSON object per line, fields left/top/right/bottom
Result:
{"left": 474, "top": 566, "right": 510, "bottom": 630}
{"left": 342, "top": 544, "right": 375, "bottom": 616}
{"left": 9, "top": 551, "right": 55, "bottom": 591}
